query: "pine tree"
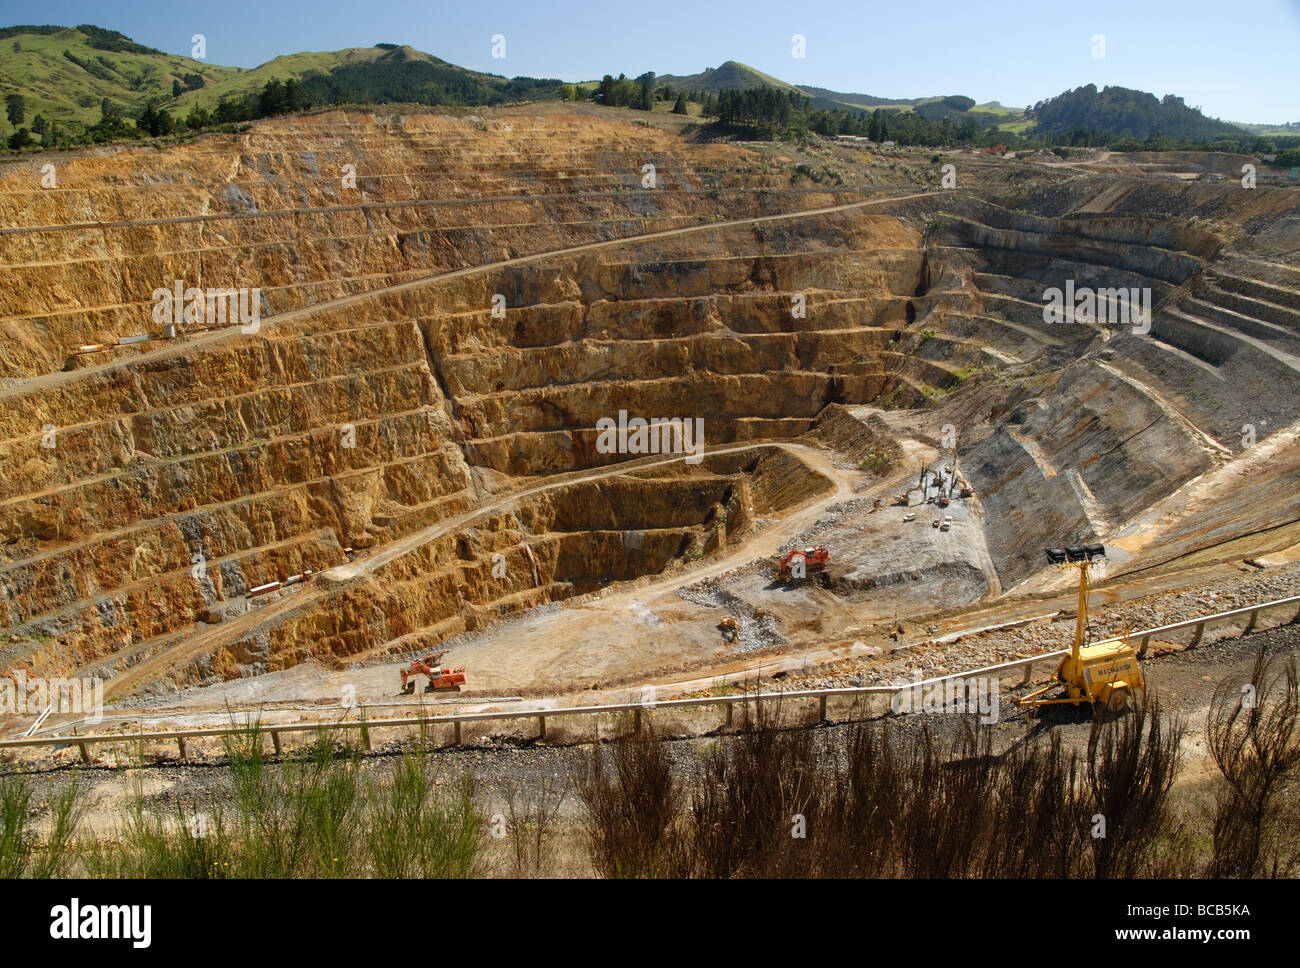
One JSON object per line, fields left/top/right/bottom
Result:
{"left": 5, "top": 93, "right": 24, "bottom": 128}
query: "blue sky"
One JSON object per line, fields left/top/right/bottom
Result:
{"left": 5, "top": 0, "right": 1298, "bottom": 122}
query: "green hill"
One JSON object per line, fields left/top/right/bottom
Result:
{"left": 652, "top": 63, "right": 1024, "bottom": 127}
{"left": 168, "top": 44, "right": 558, "bottom": 116}
{"left": 0, "top": 25, "right": 563, "bottom": 143}
{"left": 1030, "top": 84, "right": 1247, "bottom": 142}
{"left": 165, "top": 47, "right": 383, "bottom": 116}
{"left": 0, "top": 24, "right": 234, "bottom": 126}
{"left": 0, "top": 27, "right": 1278, "bottom": 151}
{"left": 655, "top": 61, "right": 806, "bottom": 98}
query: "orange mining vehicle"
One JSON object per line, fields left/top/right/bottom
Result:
{"left": 778, "top": 546, "right": 830, "bottom": 579}
{"left": 400, "top": 649, "right": 468, "bottom": 693}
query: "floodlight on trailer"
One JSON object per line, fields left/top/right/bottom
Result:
{"left": 1021, "top": 541, "right": 1142, "bottom": 714}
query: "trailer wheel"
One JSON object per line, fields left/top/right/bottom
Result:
{"left": 1105, "top": 686, "right": 1129, "bottom": 715}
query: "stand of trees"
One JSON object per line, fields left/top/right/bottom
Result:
{"left": 1028, "top": 84, "right": 1246, "bottom": 144}
{"left": 702, "top": 85, "right": 990, "bottom": 147}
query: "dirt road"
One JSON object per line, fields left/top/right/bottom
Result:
{"left": 100, "top": 440, "right": 853, "bottom": 700}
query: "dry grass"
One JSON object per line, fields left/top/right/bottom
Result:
{"left": 1206, "top": 648, "right": 1300, "bottom": 877}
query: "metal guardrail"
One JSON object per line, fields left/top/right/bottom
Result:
{"left": 3, "top": 593, "right": 1298, "bottom": 763}
{"left": 1090, "top": 594, "right": 1300, "bottom": 652}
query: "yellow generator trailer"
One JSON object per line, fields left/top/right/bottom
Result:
{"left": 1018, "top": 544, "right": 1145, "bottom": 714}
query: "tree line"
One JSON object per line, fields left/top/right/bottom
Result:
{"left": 7, "top": 69, "right": 1298, "bottom": 159}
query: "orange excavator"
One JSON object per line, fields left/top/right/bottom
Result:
{"left": 400, "top": 649, "right": 468, "bottom": 694}
{"left": 777, "top": 546, "right": 830, "bottom": 580}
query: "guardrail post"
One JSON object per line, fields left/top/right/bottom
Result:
{"left": 453, "top": 721, "right": 462, "bottom": 746}
{"left": 177, "top": 736, "right": 187, "bottom": 759}
{"left": 633, "top": 708, "right": 642, "bottom": 732}
{"left": 1190, "top": 621, "right": 1205, "bottom": 647}
{"left": 271, "top": 731, "right": 282, "bottom": 755}
{"left": 1021, "top": 661, "right": 1034, "bottom": 685}
{"left": 1244, "top": 608, "right": 1258, "bottom": 634}
{"left": 538, "top": 715, "right": 546, "bottom": 740}
{"left": 725, "top": 701, "right": 734, "bottom": 727}
{"left": 819, "top": 695, "right": 828, "bottom": 722}
{"left": 78, "top": 741, "right": 91, "bottom": 764}
{"left": 1139, "top": 635, "right": 1150, "bottom": 657}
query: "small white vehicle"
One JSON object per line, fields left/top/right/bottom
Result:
{"left": 902, "top": 512, "right": 917, "bottom": 523}
{"left": 940, "top": 515, "right": 953, "bottom": 532}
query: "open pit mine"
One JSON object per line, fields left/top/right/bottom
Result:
{"left": 2, "top": 107, "right": 1299, "bottom": 743}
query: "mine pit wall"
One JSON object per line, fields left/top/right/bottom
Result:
{"left": 924, "top": 182, "right": 1300, "bottom": 593}
{"left": 960, "top": 361, "right": 1216, "bottom": 588}
{"left": 9, "top": 125, "right": 1293, "bottom": 692}
{"left": 417, "top": 212, "right": 927, "bottom": 475}
{"left": 808, "top": 404, "right": 905, "bottom": 471}
{"left": 165, "top": 448, "right": 828, "bottom": 688}
{"left": 0, "top": 110, "right": 859, "bottom": 380}
{"left": 1, "top": 193, "right": 1014, "bottom": 689}
{"left": 3, "top": 193, "right": 906, "bottom": 685}
{"left": 0, "top": 314, "right": 474, "bottom": 675}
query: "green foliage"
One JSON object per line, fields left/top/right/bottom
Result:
{"left": 297, "top": 58, "right": 563, "bottom": 110}
{"left": 172, "top": 71, "right": 204, "bottom": 99}
{"left": 85, "top": 97, "right": 135, "bottom": 142}
{"left": 716, "top": 86, "right": 808, "bottom": 131}
{"left": 5, "top": 93, "right": 25, "bottom": 127}
{"left": 184, "top": 104, "right": 212, "bottom": 130}
{"left": 76, "top": 24, "right": 162, "bottom": 55}
{"left": 680, "top": 83, "right": 995, "bottom": 147}
{"left": 790, "top": 163, "right": 842, "bottom": 185}
{"left": 596, "top": 73, "right": 640, "bottom": 108}
{"left": 61, "top": 48, "right": 118, "bottom": 82}
{"left": 136, "top": 102, "right": 173, "bottom": 137}
{"left": 858, "top": 449, "right": 892, "bottom": 475}
{"left": 1029, "top": 84, "right": 1245, "bottom": 145}
{"left": 2, "top": 26, "right": 568, "bottom": 147}
{"left": 0, "top": 25, "right": 68, "bottom": 41}
{"left": 80, "top": 724, "right": 486, "bottom": 878}
{"left": 1, "top": 772, "right": 84, "bottom": 878}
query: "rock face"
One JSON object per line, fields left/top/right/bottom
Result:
{"left": 2, "top": 109, "right": 1299, "bottom": 695}
{"left": 0, "top": 110, "right": 869, "bottom": 687}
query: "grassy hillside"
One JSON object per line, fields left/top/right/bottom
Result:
{"left": 165, "top": 48, "right": 372, "bottom": 115}
{"left": 655, "top": 60, "right": 806, "bottom": 98}
{"left": 0, "top": 27, "right": 1280, "bottom": 151}
{"left": 0, "top": 24, "right": 233, "bottom": 126}
{"left": 0, "top": 26, "right": 562, "bottom": 144}
{"left": 166, "top": 44, "right": 551, "bottom": 116}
